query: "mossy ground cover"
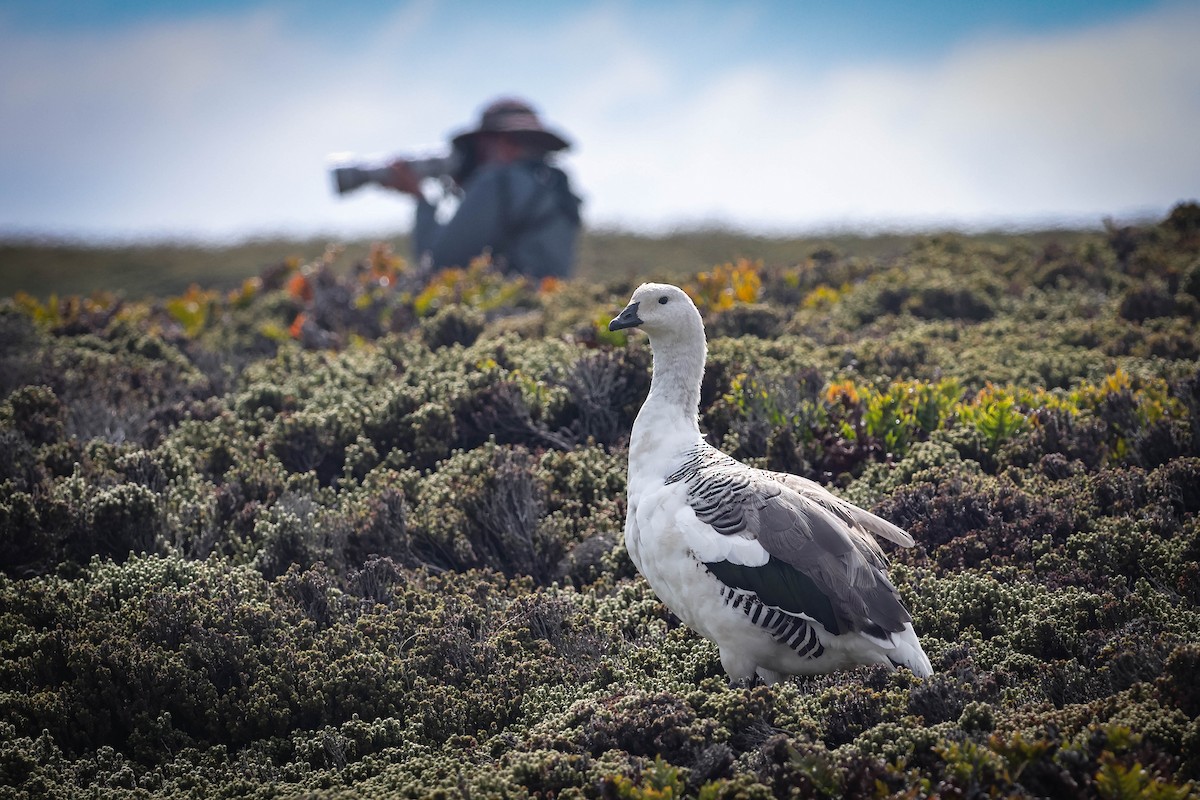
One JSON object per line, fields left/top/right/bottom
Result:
{"left": 2, "top": 205, "right": 1200, "bottom": 798}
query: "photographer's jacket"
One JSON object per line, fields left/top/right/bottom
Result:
{"left": 413, "top": 159, "right": 581, "bottom": 279}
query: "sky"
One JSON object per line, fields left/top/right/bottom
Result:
{"left": 1, "top": 0, "right": 1198, "bottom": 242}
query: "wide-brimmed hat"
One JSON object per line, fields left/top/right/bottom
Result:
{"left": 451, "top": 98, "right": 571, "bottom": 153}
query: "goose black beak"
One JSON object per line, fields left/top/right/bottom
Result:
{"left": 609, "top": 301, "right": 643, "bottom": 332}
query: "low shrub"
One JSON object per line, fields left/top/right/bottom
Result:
{"left": 1, "top": 209, "right": 1198, "bottom": 797}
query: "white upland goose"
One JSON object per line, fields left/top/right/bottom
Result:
{"left": 610, "top": 282, "right": 932, "bottom": 685}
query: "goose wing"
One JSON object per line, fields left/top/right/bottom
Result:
{"left": 767, "top": 471, "right": 914, "bottom": 548}
{"left": 667, "top": 447, "right": 913, "bottom": 637}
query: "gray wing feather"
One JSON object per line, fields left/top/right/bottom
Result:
{"left": 752, "top": 489, "right": 911, "bottom": 633}
{"left": 668, "top": 446, "right": 914, "bottom": 635}
{"left": 769, "top": 472, "right": 915, "bottom": 548}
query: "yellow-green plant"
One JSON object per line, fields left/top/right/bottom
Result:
{"left": 165, "top": 284, "right": 218, "bottom": 338}
{"left": 608, "top": 755, "right": 685, "bottom": 799}
{"left": 1095, "top": 754, "right": 1194, "bottom": 800}
{"left": 13, "top": 291, "right": 63, "bottom": 325}
{"left": 935, "top": 739, "right": 1010, "bottom": 793}
{"left": 13, "top": 290, "right": 120, "bottom": 328}
{"left": 958, "top": 383, "right": 1030, "bottom": 451}
{"left": 801, "top": 282, "right": 849, "bottom": 310}
{"left": 412, "top": 256, "right": 529, "bottom": 317}
{"left": 861, "top": 379, "right": 961, "bottom": 456}
{"left": 686, "top": 258, "right": 762, "bottom": 312}
{"left": 988, "top": 731, "right": 1055, "bottom": 785}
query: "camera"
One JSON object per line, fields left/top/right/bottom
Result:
{"left": 330, "top": 150, "right": 465, "bottom": 195}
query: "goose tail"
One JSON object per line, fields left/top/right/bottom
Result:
{"left": 887, "top": 624, "right": 933, "bottom": 678}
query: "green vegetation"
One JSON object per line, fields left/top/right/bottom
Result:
{"left": 2, "top": 204, "right": 1199, "bottom": 797}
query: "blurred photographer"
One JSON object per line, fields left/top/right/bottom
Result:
{"left": 384, "top": 97, "right": 582, "bottom": 280}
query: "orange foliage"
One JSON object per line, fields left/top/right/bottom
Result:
{"left": 286, "top": 273, "right": 313, "bottom": 302}
{"left": 363, "top": 242, "right": 405, "bottom": 287}
{"left": 825, "top": 380, "right": 861, "bottom": 407}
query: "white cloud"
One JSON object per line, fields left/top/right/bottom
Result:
{"left": 569, "top": 1, "right": 1200, "bottom": 230}
{"left": 0, "top": 4, "right": 467, "bottom": 238}
{"left": 0, "top": 1, "right": 1197, "bottom": 240}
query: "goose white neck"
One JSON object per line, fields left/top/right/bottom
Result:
{"left": 646, "top": 330, "right": 706, "bottom": 417}
{"left": 628, "top": 325, "right": 707, "bottom": 469}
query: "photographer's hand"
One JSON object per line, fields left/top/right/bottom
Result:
{"left": 383, "top": 160, "right": 424, "bottom": 196}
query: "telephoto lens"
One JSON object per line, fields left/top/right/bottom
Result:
{"left": 329, "top": 151, "right": 462, "bottom": 195}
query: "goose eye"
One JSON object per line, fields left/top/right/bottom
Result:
{"left": 658, "top": 296, "right": 669, "bottom": 304}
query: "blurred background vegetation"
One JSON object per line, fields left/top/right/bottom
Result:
{"left": 0, "top": 226, "right": 1098, "bottom": 300}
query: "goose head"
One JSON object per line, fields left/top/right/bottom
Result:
{"left": 609, "top": 283, "right": 704, "bottom": 346}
